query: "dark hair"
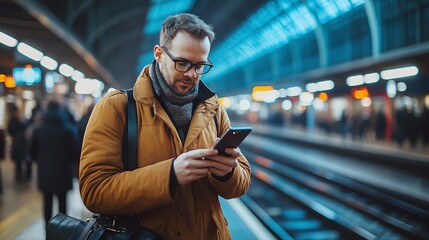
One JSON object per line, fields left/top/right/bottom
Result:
{"left": 47, "top": 100, "right": 61, "bottom": 110}
{"left": 160, "top": 13, "right": 215, "bottom": 47}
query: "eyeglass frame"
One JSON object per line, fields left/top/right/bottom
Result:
{"left": 160, "top": 46, "right": 213, "bottom": 75}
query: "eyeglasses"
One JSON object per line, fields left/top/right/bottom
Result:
{"left": 161, "top": 46, "right": 213, "bottom": 75}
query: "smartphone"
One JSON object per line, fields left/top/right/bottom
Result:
{"left": 212, "top": 127, "right": 252, "bottom": 156}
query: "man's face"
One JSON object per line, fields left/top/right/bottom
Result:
{"left": 156, "top": 31, "right": 211, "bottom": 96}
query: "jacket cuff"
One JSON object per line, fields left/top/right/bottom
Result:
{"left": 169, "top": 159, "right": 179, "bottom": 199}
{"left": 211, "top": 168, "right": 235, "bottom": 182}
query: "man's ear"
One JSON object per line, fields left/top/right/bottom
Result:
{"left": 154, "top": 45, "right": 162, "bottom": 63}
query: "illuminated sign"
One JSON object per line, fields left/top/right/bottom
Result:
{"left": 12, "top": 65, "right": 42, "bottom": 86}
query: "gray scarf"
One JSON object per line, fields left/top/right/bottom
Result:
{"left": 149, "top": 60, "right": 199, "bottom": 141}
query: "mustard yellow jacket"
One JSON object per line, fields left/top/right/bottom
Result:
{"left": 79, "top": 66, "right": 251, "bottom": 239}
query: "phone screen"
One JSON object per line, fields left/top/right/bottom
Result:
{"left": 213, "top": 127, "right": 252, "bottom": 156}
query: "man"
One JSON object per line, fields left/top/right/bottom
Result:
{"left": 79, "top": 13, "right": 251, "bottom": 239}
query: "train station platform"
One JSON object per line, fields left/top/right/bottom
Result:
{"left": 1, "top": 122, "right": 428, "bottom": 239}
{"left": 239, "top": 122, "right": 429, "bottom": 204}
{"left": 0, "top": 156, "right": 274, "bottom": 240}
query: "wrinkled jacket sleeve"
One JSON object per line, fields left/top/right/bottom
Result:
{"left": 79, "top": 92, "right": 175, "bottom": 215}
{"left": 207, "top": 106, "right": 251, "bottom": 199}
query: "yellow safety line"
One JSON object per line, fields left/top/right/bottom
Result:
{"left": 0, "top": 198, "right": 41, "bottom": 239}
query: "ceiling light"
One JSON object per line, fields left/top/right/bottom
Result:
{"left": 0, "top": 31, "right": 18, "bottom": 47}
{"left": 40, "top": 56, "right": 58, "bottom": 70}
{"left": 381, "top": 66, "right": 418, "bottom": 80}
{"left": 71, "top": 70, "right": 85, "bottom": 81}
{"left": 286, "top": 86, "right": 302, "bottom": 97}
{"left": 317, "top": 80, "right": 335, "bottom": 91}
{"left": 363, "top": 73, "right": 379, "bottom": 84}
{"left": 59, "top": 64, "right": 74, "bottom": 77}
{"left": 346, "top": 75, "right": 364, "bottom": 86}
{"left": 17, "top": 42, "right": 44, "bottom": 61}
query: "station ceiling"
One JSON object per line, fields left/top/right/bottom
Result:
{"left": 1, "top": 0, "right": 427, "bottom": 96}
{"left": 0, "top": 0, "right": 268, "bottom": 90}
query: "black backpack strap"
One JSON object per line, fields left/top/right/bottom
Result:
{"left": 213, "top": 115, "right": 219, "bottom": 137}
{"left": 122, "top": 89, "right": 138, "bottom": 171}
{"left": 77, "top": 214, "right": 99, "bottom": 240}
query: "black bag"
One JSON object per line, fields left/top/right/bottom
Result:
{"left": 46, "top": 90, "right": 163, "bottom": 240}
{"left": 46, "top": 213, "right": 162, "bottom": 240}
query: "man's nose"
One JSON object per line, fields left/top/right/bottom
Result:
{"left": 184, "top": 66, "right": 198, "bottom": 78}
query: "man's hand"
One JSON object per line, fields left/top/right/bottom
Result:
{"left": 174, "top": 148, "right": 218, "bottom": 185}
{"left": 205, "top": 148, "right": 240, "bottom": 177}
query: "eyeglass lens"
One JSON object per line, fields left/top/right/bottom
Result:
{"left": 175, "top": 61, "right": 211, "bottom": 74}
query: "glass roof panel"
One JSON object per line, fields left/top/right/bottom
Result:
{"left": 144, "top": 0, "right": 195, "bottom": 34}
{"left": 206, "top": 0, "right": 364, "bottom": 81}
{"left": 306, "top": 0, "right": 364, "bottom": 24}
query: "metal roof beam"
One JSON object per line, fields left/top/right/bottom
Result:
{"left": 15, "top": 0, "right": 119, "bottom": 88}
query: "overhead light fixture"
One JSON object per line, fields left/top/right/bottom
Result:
{"left": 286, "top": 86, "right": 302, "bottom": 97}
{"left": 59, "top": 63, "right": 74, "bottom": 77}
{"left": 17, "top": 42, "right": 44, "bottom": 61}
{"left": 346, "top": 75, "right": 364, "bottom": 87}
{"left": 317, "top": 80, "right": 335, "bottom": 91}
{"left": 306, "top": 83, "right": 318, "bottom": 92}
{"left": 0, "top": 31, "right": 18, "bottom": 47}
{"left": 71, "top": 70, "right": 85, "bottom": 81}
{"left": 381, "top": 66, "right": 418, "bottom": 80}
{"left": 363, "top": 73, "right": 380, "bottom": 84}
{"left": 75, "top": 78, "right": 102, "bottom": 95}
{"left": 40, "top": 56, "right": 58, "bottom": 70}
{"left": 252, "top": 85, "right": 279, "bottom": 103}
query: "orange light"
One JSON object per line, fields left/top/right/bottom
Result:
{"left": 218, "top": 97, "right": 232, "bottom": 109}
{"left": 5, "top": 76, "right": 16, "bottom": 88}
{"left": 0, "top": 74, "right": 6, "bottom": 83}
{"left": 254, "top": 156, "right": 273, "bottom": 168}
{"left": 247, "top": 112, "right": 259, "bottom": 123}
{"left": 254, "top": 170, "right": 272, "bottom": 183}
{"left": 318, "top": 92, "right": 329, "bottom": 101}
{"left": 25, "top": 64, "right": 32, "bottom": 69}
{"left": 252, "top": 85, "right": 276, "bottom": 102}
{"left": 252, "top": 85, "right": 274, "bottom": 92}
{"left": 352, "top": 87, "right": 370, "bottom": 99}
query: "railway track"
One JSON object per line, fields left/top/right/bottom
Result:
{"left": 239, "top": 137, "right": 429, "bottom": 240}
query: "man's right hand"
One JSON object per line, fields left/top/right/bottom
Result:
{"left": 173, "top": 149, "right": 218, "bottom": 185}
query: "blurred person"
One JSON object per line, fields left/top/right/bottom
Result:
{"left": 29, "top": 100, "right": 80, "bottom": 226}
{"left": 409, "top": 108, "right": 419, "bottom": 148}
{"left": 340, "top": 109, "right": 350, "bottom": 139}
{"left": 375, "top": 110, "right": 386, "bottom": 141}
{"left": 0, "top": 127, "right": 5, "bottom": 193}
{"left": 395, "top": 106, "right": 413, "bottom": 147}
{"left": 7, "top": 104, "right": 31, "bottom": 181}
{"left": 61, "top": 97, "right": 77, "bottom": 125}
{"left": 79, "top": 13, "right": 251, "bottom": 239}
{"left": 422, "top": 106, "right": 429, "bottom": 146}
{"left": 269, "top": 101, "right": 284, "bottom": 127}
{"left": 29, "top": 99, "right": 43, "bottom": 125}
{"left": 0, "top": 128, "right": 4, "bottom": 159}
{"left": 25, "top": 101, "right": 45, "bottom": 156}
